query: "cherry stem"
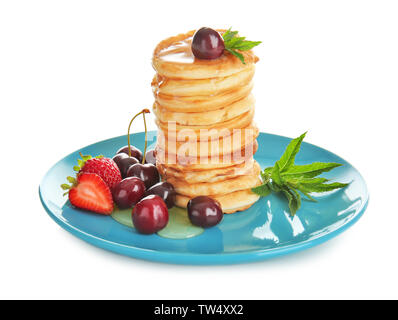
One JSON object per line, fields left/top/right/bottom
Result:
{"left": 127, "top": 109, "right": 150, "bottom": 162}
{"left": 142, "top": 111, "right": 148, "bottom": 164}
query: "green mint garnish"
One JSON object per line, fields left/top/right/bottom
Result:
{"left": 252, "top": 132, "right": 348, "bottom": 215}
{"left": 222, "top": 28, "right": 261, "bottom": 64}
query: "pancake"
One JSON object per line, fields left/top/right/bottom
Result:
{"left": 156, "top": 124, "right": 258, "bottom": 162}
{"left": 156, "top": 107, "right": 255, "bottom": 142}
{"left": 156, "top": 140, "right": 258, "bottom": 167}
{"left": 152, "top": 30, "right": 258, "bottom": 80}
{"left": 154, "top": 82, "right": 253, "bottom": 113}
{"left": 175, "top": 188, "right": 261, "bottom": 214}
{"left": 158, "top": 159, "right": 256, "bottom": 184}
{"left": 153, "top": 94, "right": 254, "bottom": 126}
{"left": 155, "top": 140, "right": 258, "bottom": 170}
{"left": 157, "top": 156, "right": 244, "bottom": 171}
{"left": 166, "top": 161, "right": 261, "bottom": 197}
{"left": 151, "top": 64, "right": 255, "bottom": 97}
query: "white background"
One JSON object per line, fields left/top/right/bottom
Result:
{"left": 1, "top": 0, "right": 397, "bottom": 300}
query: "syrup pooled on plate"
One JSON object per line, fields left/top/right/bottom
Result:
{"left": 111, "top": 206, "right": 204, "bottom": 239}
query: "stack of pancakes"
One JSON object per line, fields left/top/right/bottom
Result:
{"left": 151, "top": 30, "right": 261, "bottom": 213}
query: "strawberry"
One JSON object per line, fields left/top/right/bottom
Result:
{"left": 61, "top": 153, "right": 120, "bottom": 214}
{"left": 80, "top": 156, "right": 122, "bottom": 189}
{"left": 68, "top": 173, "right": 114, "bottom": 215}
{"left": 65, "top": 153, "right": 121, "bottom": 190}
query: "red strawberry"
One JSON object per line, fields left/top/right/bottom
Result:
{"left": 79, "top": 156, "right": 122, "bottom": 190}
{"left": 68, "top": 173, "right": 114, "bottom": 215}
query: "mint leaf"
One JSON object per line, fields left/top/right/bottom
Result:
{"left": 287, "top": 177, "right": 328, "bottom": 202}
{"left": 271, "top": 162, "right": 283, "bottom": 186}
{"left": 234, "top": 41, "right": 262, "bottom": 51}
{"left": 260, "top": 167, "right": 273, "bottom": 181}
{"left": 251, "top": 132, "right": 348, "bottom": 215}
{"left": 227, "top": 36, "right": 246, "bottom": 47}
{"left": 287, "top": 178, "right": 326, "bottom": 202}
{"left": 294, "top": 185, "right": 318, "bottom": 202}
{"left": 222, "top": 28, "right": 261, "bottom": 64}
{"left": 290, "top": 188, "right": 302, "bottom": 214}
{"left": 222, "top": 29, "right": 238, "bottom": 42}
{"left": 225, "top": 48, "right": 245, "bottom": 64}
{"left": 290, "top": 177, "right": 329, "bottom": 186}
{"left": 282, "top": 187, "right": 301, "bottom": 216}
{"left": 299, "top": 182, "right": 348, "bottom": 193}
{"left": 276, "top": 132, "right": 307, "bottom": 172}
{"left": 282, "top": 162, "right": 343, "bottom": 179}
{"left": 251, "top": 184, "right": 272, "bottom": 197}
{"left": 260, "top": 171, "right": 271, "bottom": 184}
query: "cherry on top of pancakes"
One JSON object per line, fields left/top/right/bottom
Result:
{"left": 152, "top": 30, "right": 258, "bottom": 80}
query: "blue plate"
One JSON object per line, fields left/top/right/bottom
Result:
{"left": 39, "top": 132, "right": 368, "bottom": 264}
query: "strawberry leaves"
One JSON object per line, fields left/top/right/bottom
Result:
{"left": 73, "top": 153, "right": 103, "bottom": 173}
{"left": 61, "top": 153, "right": 103, "bottom": 196}
{"left": 222, "top": 28, "right": 261, "bottom": 64}
{"left": 252, "top": 132, "right": 348, "bottom": 215}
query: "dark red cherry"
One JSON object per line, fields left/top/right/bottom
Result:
{"left": 191, "top": 27, "right": 225, "bottom": 60}
{"left": 112, "top": 177, "right": 146, "bottom": 209}
{"left": 144, "top": 181, "right": 176, "bottom": 209}
{"left": 132, "top": 195, "right": 169, "bottom": 234}
{"left": 187, "top": 196, "right": 223, "bottom": 228}
{"left": 112, "top": 153, "right": 127, "bottom": 168}
{"left": 126, "top": 163, "right": 160, "bottom": 189}
{"left": 113, "top": 153, "right": 139, "bottom": 178}
{"left": 145, "top": 149, "right": 157, "bottom": 166}
{"left": 117, "top": 145, "right": 143, "bottom": 163}
{"left": 112, "top": 153, "right": 131, "bottom": 171}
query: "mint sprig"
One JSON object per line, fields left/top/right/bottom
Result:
{"left": 252, "top": 132, "right": 348, "bottom": 215}
{"left": 222, "top": 28, "right": 261, "bottom": 64}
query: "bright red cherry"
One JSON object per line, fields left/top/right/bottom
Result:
{"left": 112, "top": 177, "right": 146, "bottom": 209}
{"left": 126, "top": 163, "right": 160, "bottom": 189}
{"left": 191, "top": 27, "right": 225, "bottom": 60}
{"left": 187, "top": 196, "right": 223, "bottom": 228}
{"left": 132, "top": 195, "right": 169, "bottom": 234}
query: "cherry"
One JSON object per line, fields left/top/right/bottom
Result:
{"left": 112, "top": 153, "right": 139, "bottom": 178}
{"left": 126, "top": 163, "right": 160, "bottom": 189}
{"left": 191, "top": 27, "right": 225, "bottom": 60}
{"left": 132, "top": 195, "right": 169, "bottom": 234}
{"left": 187, "top": 196, "right": 223, "bottom": 228}
{"left": 112, "top": 177, "right": 146, "bottom": 209}
{"left": 116, "top": 145, "right": 143, "bottom": 163}
{"left": 144, "top": 181, "right": 176, "bottom": 209}
{"left": 145, "top": 149, "right": 157, "bottom": 166}
{"left": 112, "top": 152, "right": 128, "bottom": 168}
